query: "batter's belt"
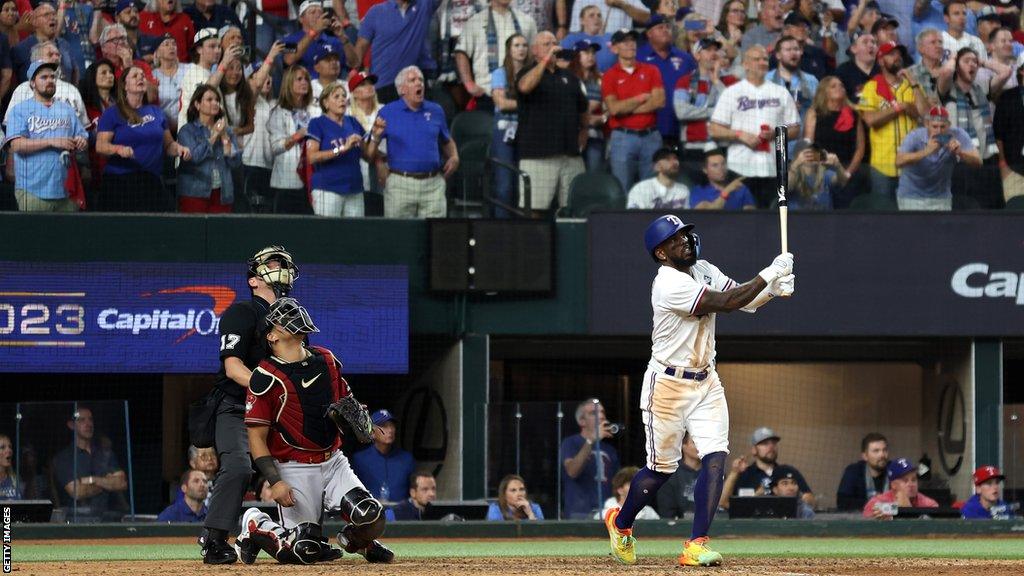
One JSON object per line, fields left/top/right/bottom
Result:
{"left": 649, "top": 359, "right": 710, "bottom": 381}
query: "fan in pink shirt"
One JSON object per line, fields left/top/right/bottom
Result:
{"left": 862, "top": 457, "right": 938, "bottom": 519}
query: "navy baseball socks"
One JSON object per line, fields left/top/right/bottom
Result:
{"left": 613, "top": 467, "right": 672, "bottom": 530}
{"left": 681, "top": 451, "right": 727, "bottom": 567}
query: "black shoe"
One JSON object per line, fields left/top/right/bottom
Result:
{"left": 235, "top": 536, "right": 259, "bottom": 565}
{"left": 361, "top": 540, "right": 395, "bottom": 564}
{"left": 201, "top": 537, "right": 238, "bottom": 565}
{"left": 317, "top": 546, "right": 343, "bottom": 562}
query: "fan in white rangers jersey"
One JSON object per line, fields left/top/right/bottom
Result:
{"left": 604, "top": 214, "right": 794, "bottom": 568}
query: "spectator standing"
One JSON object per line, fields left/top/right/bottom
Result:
{"left": 689, "top": 148, "right": 756, "bottom": 209}
{"left": 183, "top": 0, "right": 242, "bottom": 33}
{"left": 721, "top": 427, "right": 815, "bottom": 509}
{"left": 352, "top": 410, "right": 417, "bottom": 502}
{"left": 311, "top": 45, "right": 343, "bottom": 100}
{"left": 768, "top": 35, "right": 820, "bottom": 121}
{"left": 778, "top": 11, "right": 831, "bottom": 80}
{"left": 836, "top": 432, "right": 889, "bottom": 511}
{"left": 599, "top": 466, "right": 659, "bottom": 521}
{"left": 993, "top": 61, "right": 1024, "bottom": 205}
{"left": 560, "top": 399, "right": 620, "bottom": 519}
{"left": 5, "top": 60, "right": 87, "bottom": 212}
{"left": 95, "top": 65, "right": 191, "bottom": 211}
{"left": 566, "top": 0, "right": 650, "bottom": 35}
{"left": 51, "top": 407, "right": 128, "bottom": 518}
{"left": 0, "top": 434, "right": 19, "bottom": 499}
{"left": 980, "top": 27, "right": 1019, "bottom": 99}
{"left": 835, "top": 30, "right": 878, "bottom": 102}
{"left": 176, "top": 85, "right": 240, "bottom": 212}
{"left": 90, "top": 0, "right": 141, "bottom": 54}
{"left": 561, "top": 5, "right": 615, "bottom": 72}
{"left": 282, "top": 0, "right": 356, "bottom": 81}
{"left": 638, "top": 15, "right": 695, "bottom": 147}
{"left": 895, "top": 105, "right": 979, "bottom": 210}
{"left": 57, "top": 0, "right": 96, "bottom": 76}
{"left": 941, "top": 0, "right": 986, "bottom": 59}
{"left": 346, "top": 71, "right": 386, "bottom": 200}
{"left": 512, "top": 0, "right": 553, "bottom": 33}
{"left": 741, "top": 0, "right": 783, "bottom": 51}
{"left": 151, "top": 33, "right": 184, "bottom": 128}
{"left": 654, "top": 433, "right": 701, "bottom": 519}
{"left": 356, "top": 0, "right": 439, "bottom": 103}
{"left": 973, "top": 6, "right": 1004, "bottom": 47}
{"left": 139, "top": 0, "right": 194, "bottom": 62}
{"left": 491, "top": 33, "right": 530, "bottom": 216}
{"left": 98, "top": 24, "right": 158, "bottom": 101}
{"left": 268, "top": 64, "right": 318, "bottom": 214}
{"left": 857, "top": 40, "right": 917, "bottom": 198}
{"left": 456, "top": 0, "right": 537, "bottom": 108}
{"left": 961, "top": 466, "right": 1015, "bottom": 520}
{"left": 306, "top": 82, "right": 367, "bottom": 217}
{"left": 5, "top": 41, "right": 88, "bottom": 130}
{"left": 158, "top": 469, "right": 209, "bottom": 522}
{"left": 715, "top": 0, "right": 749, "bottom": 64}
{"left": 906, "top": 28, "right": 946, "bottom": 113}
{"left": 786, "top": 139, "right": 846, "bottom": 209}
{"left": 709, "top": 45, "right": 801, "bottom": 207}
{"left": 573, "top": 39, "right": 606, "bottom": 173}
{"left": 770, "top": 465, "right": 815, "bottom": 519}
{"left": 0, "top": 0, "right": 21, "bottom": 49}
{"left": 603, "top": 29, "right": 665, "bottom": 192}
{"left": 390, "top": 472, "right": 436, "bottom": 520}
{"left": 871, "top": 13, "right": 899, "bottom": 48}
{"left": 514, "top": 31, "right": 586, "bottom": 213}
{"left": 239, "top": 62, "right": 277, "bottom": 211}
{"left": 911, "top": 0, "right": 976, "bottom": 42}
{"left": 81, "top": 58, "right": 115, "bottom": 193}
{"left": 368, "top": 65, "right": 457, "bottom": 217}
{"left": 218, "top": 53, "right": 259, "bottom": 153}
{"left": 874, "top": 0, "right": 914, "bottom": 52}
{"left": 626, "top": 147, "right": 690, "bottom": 209}
{"left": 803, "top": 75, "right": 865, "bottom": 207}
{"left": 674, "top": 38, "right": 735, "bottom": 175}
{"left": 177, "top": 27, "right": 235, "bottom": 131}
{"left": 863, "top": 457, "right": 938, "bottom": 519}
{"left": 433, "top": 0, "right": 484, "bottom": 109}
{"left": 487, "top": 474, "right": 544, "bottom": 520}
{"left": 11, "top": 2, "right": 77, "bottom": 83}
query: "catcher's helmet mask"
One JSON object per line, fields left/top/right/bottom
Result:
{"left": 248, "top": 245, "right": 299, "bottom": 296}
{"left": 266, "top": 297, "right": 320, "bottom": 335}
{"left": 644, "top": 215, "right": 700, "bottom": 265}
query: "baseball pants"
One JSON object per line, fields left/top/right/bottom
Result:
{"left": 640, "top": 363, "right": 730, "bottom": 474}
{"left": 278, "top": 451, "right": 366, "bottom": 528}
{"left": 204, "top": 400, "right": 252, "bottom": 533}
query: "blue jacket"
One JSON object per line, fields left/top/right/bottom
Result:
{"left": 175, "top": 120, "right": 242, "bottom": 202}
{"left": 961, "top": 494, "right": 1015, "bottom": 520}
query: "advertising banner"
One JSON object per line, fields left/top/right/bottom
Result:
{"left": 589, "top": 212, "right": 1024, "bottom": 337}
{"left": 0, "top": 262, "right": 408, "bottom": 373}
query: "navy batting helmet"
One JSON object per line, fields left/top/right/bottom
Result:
{"left": 644, "top": 215, "right": 699, "bottom": 263}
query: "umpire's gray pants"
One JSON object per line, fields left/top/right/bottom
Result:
{"left": 204, "top": 399, "right": 252, "bottom": 533}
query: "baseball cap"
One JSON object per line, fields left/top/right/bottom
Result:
{"left": 887, "top": 457, "right": 916, "bottom": 480}
{"left": 298, "top": 0, "right": 322, "bottom": 16}
{"left": 976, "top": 6, "right": 1001, "bottom": 22}
{"left": 194, "top": 27, "right": 218, "bottom": 45}
{"left": 973, "top": 465, "right": 1005, "bottom": 485}
{"left": 116, "top": 0, "right": 139, "bottom": 14}
{"left": 348, "top": 71, "right": 378, "bottom": 92}
{"left": 371, "top": 409, "right": 396, "bottom": 426}
{"left": 218, "top": 24, "right": 241, "bottom": 39}
{"left": 876, "top": 40, "right": 908, "bottom": 61}
{"left": 27, "top": 60, "right": 58, "bottom": 80}
{"left": 783, "top": 11, "right": 811, "bottom": 28}
{"left": 751, "top": 427, "right": 780, "bottom": 445}
{"left": 652, "top": 147, "right": 677, "bottom": 163}
{"left": 646, "top": 14, "right": 670, "bottom": 30}
{"left": 611, "top": 29, "right": 640, "bottom": 44}
{"left": 927, "top": 105, "right": 950, "bottom": 121}
{"left": 871, "top": 14, "right": 899, "bottom": 34}
{"left": 573, "top": 40, "right": 601, "bottom": 53}
{"left": 313, "top": 45, "right": 340, "bottom": 64}
{"left": 695, "top": 37, "right": 722, "bottom": 52}
{"left": 139, "top": 32, "right": 175, "bottom": 56}
{"left": 770, "top": 464, "right": 801, "bottom": 487}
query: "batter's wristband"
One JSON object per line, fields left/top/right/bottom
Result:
{"left": 254, "top": 455, "right": 282, "bottom": 486}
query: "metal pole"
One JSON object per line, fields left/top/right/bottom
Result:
{"left": 72, "top": 401, "right": 78, "bottom": 524}
{"left": 124, "top": 400, "right": 136, "bottom": 519}
{"left": 514, "top": 402, "right": 522, "bottom": 476}
{"left": 14, "top": 404, "right": 20, "bottom": 497}
{"left": 592, "top": 398, "right": 603, "bottom": 518}
{"left": 556, "top": 402, "right": 563, "bottom": 521}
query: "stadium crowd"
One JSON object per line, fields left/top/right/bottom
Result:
{"left": 2, "top": 0, "right": 1024, "bottom": 215}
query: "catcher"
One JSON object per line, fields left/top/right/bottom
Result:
{"left": 238, "top": 297, "right": 394, "bottom": 564}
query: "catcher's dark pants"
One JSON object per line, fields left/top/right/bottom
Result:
{"left": 204, "top": 399, "right": 252, "bottom": 534}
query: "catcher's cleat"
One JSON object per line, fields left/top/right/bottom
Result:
{"left": 358, "top": 540, "right": 395, "bottom": 564}
{"left": 201, "top": 536, "right": 238, "bottom": 565}
{"left": 234, "top": 508, "right": 262, "bottom": 565}
{"left": 679, "top": 536, "right": 723, "bottom": 567}
{"left": 604, "top": 507, "right": 637, "bottom": 565}
{"left": 317, "top": 545, "right": 344, "bottom": 562}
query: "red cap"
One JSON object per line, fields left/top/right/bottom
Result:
{"left": 973, "top": 465, "right": 1005, "bottom": 485}
{"left": 927, "top": 106, "right": 950, "bottom": 120}
{"left": 348, "top": 71, "right": 378, "bottom": 93}
{"left": 876, "top": 41, "right": 905, "bottom": 61}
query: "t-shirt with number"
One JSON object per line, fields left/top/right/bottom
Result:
{"left": 213, "top": 296, "right": 271, "bottom": 402}
{"left": 307, "top": 115, "right": 366, "bottom": 195}
{"left": 650, "top": 261, "right": 736, "bottom": 369}
{"left": 710, "top": 79, "right": 800, "bottom": 178}
{"left": 97, "top": 104, "right": 167, "bottom": 177}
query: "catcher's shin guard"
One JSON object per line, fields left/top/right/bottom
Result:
{"left": 276, "top": 522, "right": 324, "bottom": 565}
{"left": 333, "top": 487, "right": 386, "bottom": 552}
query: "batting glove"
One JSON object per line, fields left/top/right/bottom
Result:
{"left": 758, "top": 252, "right": 794, "bottom": 283}
{"left": 769, "top": 273, "right": 795, "bottom": 297}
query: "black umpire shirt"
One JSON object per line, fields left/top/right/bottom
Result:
{"left": 515, "top": 63, "right": 587, "bottom": 159}
{"left": 214, "top": 295, "right": 271, "bottom": 402}
{"left": 994, "top": 86, "right": 1024, "bottom": 176}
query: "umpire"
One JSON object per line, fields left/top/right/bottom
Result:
{"left": 200, "top": 246, "right": 299, "bottom": 564}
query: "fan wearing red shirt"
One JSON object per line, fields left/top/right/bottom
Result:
{"left": 139, "top": 0, "right": 194, "bottom": 62}
{"left": 601, "top": 28, "right": 665, "bottom": 193}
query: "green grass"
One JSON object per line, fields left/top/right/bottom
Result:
{"left": 13, "top": 538, "right": 1024, "bottom": 562}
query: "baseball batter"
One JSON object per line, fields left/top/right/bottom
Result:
{"left": 238, "top": 297, "right": 394, "bottom": 565}
{"left": 604, "top": 215, "right": 794, "bottom": 567}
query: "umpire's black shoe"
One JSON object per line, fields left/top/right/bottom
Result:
{"left": 361, "top": 540, "right": 395, "bottom": 564}
{"left": 201, "top": 537, "right": 238, "bottom": 565}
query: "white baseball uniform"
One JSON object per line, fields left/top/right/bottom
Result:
{"left": 278, "top": 452, "right": 366, "bottom": 527}
{"left": 641, "top": 261, "right": 738, "bottom": 473}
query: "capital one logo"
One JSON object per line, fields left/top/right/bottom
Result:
{"left": 950, "top": 263, "right": 1024, "bottom": 305}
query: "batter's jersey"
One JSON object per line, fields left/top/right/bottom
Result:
{"left": 245, "top": 346, "right": 349, "bottom": 462}
{"left": 213, "top": 296, "right": 271, "bottom": 402}
{"left": 650, "top": 261, "right": 735, "bottom": 369}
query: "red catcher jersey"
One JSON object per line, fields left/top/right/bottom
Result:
{"left": 245, "top": 346, "right": 350, "bottom": 462}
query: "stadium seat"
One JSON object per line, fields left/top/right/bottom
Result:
{"left": 848, "top": 193, "right": 898, "bottom": 211}
{"left": 1004, "top": 195, "right": 1024, "bottom": 210}
{"left": 559, "top": 172, "right": 625, "bottom": 218}
{"left": 451, "top": 110, "right": 494, "bottom": 145}
{"left": 448, "top": 138, "right": 490, "bottom": 218}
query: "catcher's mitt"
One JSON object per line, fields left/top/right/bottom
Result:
{"left": 326, "top": 396, "right": 374, "bottom": 444}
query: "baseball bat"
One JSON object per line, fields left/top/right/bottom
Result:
{"left": 774, "top": 125, "right": 790, "bottom": 254}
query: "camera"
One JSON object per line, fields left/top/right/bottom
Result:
{"left": 936, "top": 132, "right": 952, "bottom": 146}
{"left": 683, "top": 19, "right": 707, "bottom": 32}
{"left": 876, "top": 502, "right": 898, "bottom": 516}
{"left": 283, "top": 42, "right": 298, "bottom": 54}
{"left": 607, "top": 422, "right": 626, "bottom": 436}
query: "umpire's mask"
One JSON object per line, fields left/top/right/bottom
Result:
{"left": 248, "top": 245, "right": 299, "bottom": 297}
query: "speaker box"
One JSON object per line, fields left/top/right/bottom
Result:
{"left": 429, "top": 220, "right": 554, "bottom": 294}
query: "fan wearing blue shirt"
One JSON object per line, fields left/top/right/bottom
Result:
{"left": 962, "top": 466, "right": 1015, "bottom": 520}
{"left": 281, "top": 0, "right": 354, "bottom": 80}
{"left": 689, "top": 149, "right": 756, "bottom": 210}
{"left": 5, "top": 60, "right": 87, "bottom": 212}
{"left": 561, "top": 5, "right": 616, "bottom": 72}
{"left": 561, "top": 399, "right": 620, "bottom": 519}
{"left": 637, "top": 15, "right": 696, "bottom": 144}
{"left": 352, "top": 410, "right": 417, "bottom": 503}
{"left": 158, "top": 469, "right": 208, "bottom": 523}
{"left": 306, "top": 82, "right": 367, "bottom": 217}
{"left": 356, "top": 0, "right": 440, "bottom": 103}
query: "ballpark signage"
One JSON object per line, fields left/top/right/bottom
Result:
{"left": 0, "top": 262, "right": 408, "bottom": 373}
{"left": 588, "top": 212, "right": 1024, "bottom": 336}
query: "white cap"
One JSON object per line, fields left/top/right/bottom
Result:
{"left": 298, "top": 0, "right": 321, "bottom": 15}
{"left": 193, "top": 27, "right": 218, "bottom": 44}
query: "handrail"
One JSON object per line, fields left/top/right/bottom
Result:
{"left": 487, "top": 156, "right": 533, "bottom": 219}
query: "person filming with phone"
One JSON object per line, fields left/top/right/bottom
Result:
{"left": 895, "top": 105, "right": 979, "bottom": 211}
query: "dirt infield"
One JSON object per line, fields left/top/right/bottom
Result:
{"left": 20, "top": 557, "right": 1024, "bottom": 576}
